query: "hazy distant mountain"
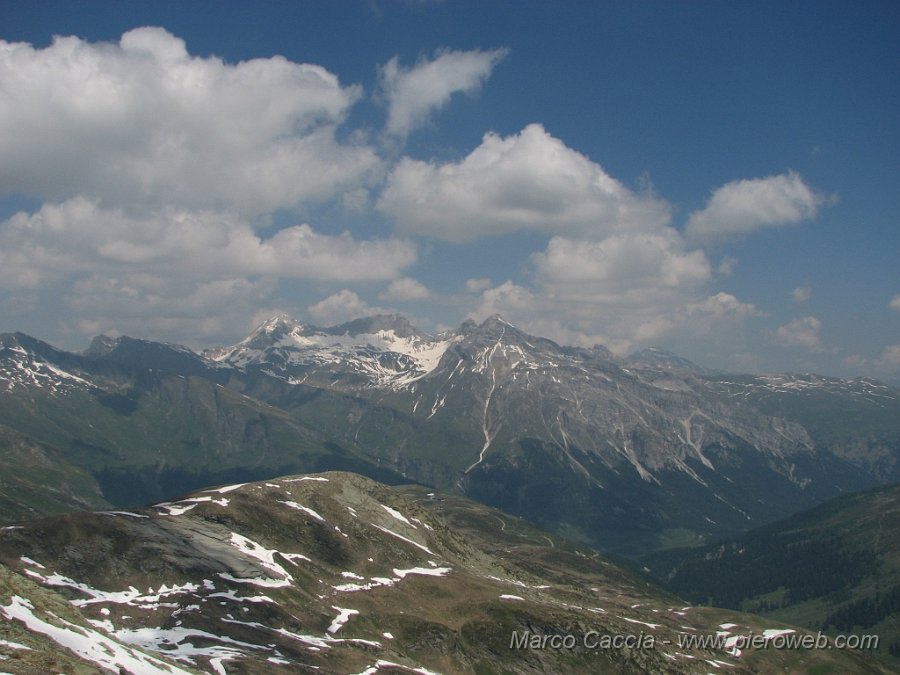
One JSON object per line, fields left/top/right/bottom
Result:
{"left": 0, "top": 472, "right": 889, "bottom": 674}
{"left": 626, "top": 346, "right": 710, "bottom": 374}
{"left": 1, "top": 315, "right": 898, "bottom": 558}
{"left": 0, "top": 330, "right": 405, "bottom": 518}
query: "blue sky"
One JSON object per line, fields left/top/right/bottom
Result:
{"left": 0, "top": 0, "right": 897, "bottom": 380}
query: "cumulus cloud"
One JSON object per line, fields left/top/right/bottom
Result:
{"left": 0, "top": 199, "right": 416, "bottom": 345}
{"left": 468, "top": 232, "right": 758, "bottom": 355}
{"left": 685, "top": 292, "right": 763, "bottom": 319}
{"left": 685, "top": 171, "right": 829, "bottom": 243}
{"left": 792, "top": 284, "right": 812, "bottom": 303}
{"left": 890, "top": 295, "right": 900, "bottom": 312}
{"left": 470, "top": 282, "right": 747, "bottom": 355}
{"left": 440, "top": 152, "right": 775, "bottom": 357}
{"left": 717, "top": 256, "right": 738, "bottom": 276}
{"left": 532, "top": 233, "right": 711, "bottom": 304}
{"left": 465, "top": 277, "right": 493, "bottom": 293}
{"left": 380, "top": 47, "right": 507, "bottom": 138}
{"left": 308, "top": 290, "right": 387, "bottom": 325}
{"left": 880, "top": 345, "right": 900, "bottom": 371}
{"left": 379, "top": 277, "right": 431, "bottom": 301}
{"left": 0, "top": 27, "right": 380, "bottom": 215}
{"left": 64, "top": 275, "right": 278, "bottom": 341}
{"left": 0, "top": 199, "right": 416, "bottom": 289}
{"left": 467, "top": 281, "right": 611, "bottom": 347}
{"left": 378, "top": 124, "right": 672, "bottom": 241}
{"left": 774, "top": 316, "right": 824, "bottom": 350}
{"left": 842, "top": 346, "right": 900, "bottom": 378}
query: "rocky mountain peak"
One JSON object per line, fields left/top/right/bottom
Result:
{"left": 329, "top": 314, "right": 421, "bottom": 339}
{"left": 477, "top": 313, "right": 515, "bottom": 332}
{"left": 235, "top": 314, "right": 308, "bottom": 352}
{"left": 2, "top": 332, "right": 97, "bottom": 369}
{"left": 456, "top": 318, "right": 478, "bottom": 334}
{"left": 628, "top": 346, "right": 707, "bottom": 374}
{"left": 456, "top": 315, "right": 567, "bottom": 360}
{"left": 0, "top": 332, "right": 25, "bottom": 353}
{"left": 257, "top": 313, "right": 299, "bottom": 331}
{"left": 84, "top": 334, "right": 120, "bottom": 357}
{"left": 457, "top": 314, "right": 524, "bottom": 345}
{"left": 252, "top": 313, "right": 306, "bottom": 336}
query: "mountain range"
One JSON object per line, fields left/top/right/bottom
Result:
{"left": 1, "top": 314, "right": 898, "bottom": 558}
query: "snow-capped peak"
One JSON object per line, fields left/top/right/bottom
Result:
{"left": 1, "top": 334, "right": 94, "bottom": 395}
{"left": 206, "top": 314, "right": 459, "bottom": 389}
{"left": 256, "top": 314, "right": 306, "bottom": 335}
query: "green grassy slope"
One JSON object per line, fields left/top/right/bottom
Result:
{"left": 643, "top": 482, "right": 900, "bottom": 667}
{"left": 0, "top": 425, "right": 111, "bottom": 523}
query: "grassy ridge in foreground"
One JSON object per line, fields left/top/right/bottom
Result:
{"left": 1, "top": 471, "right": 891, "bottom": 674}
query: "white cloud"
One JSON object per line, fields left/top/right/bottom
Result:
{"left": 890, "top": 295, "right": 900, "bottom": 312}
{"left": 379, "top": 277, "right": 431, "bottom": 301}
{"left": 0, "top": 199, "right": 416, "bottom": 346}
{"left": 0, "top": 27, "right": 380, "bottom": 215}
{"left": 63, "top": 274, "right": 279, "bottom": 342}
{"left": 380, "top": 47, "right": 507, "bottom": 138}
{"left": 717, "top": 256, "right": 738, "bottom": 276}
{"left": 792, "top": 284, "right": 812, "bottom": 303}
{"left": 468, "top": 233, "right": 758, "bottom": 355}
{"left": 685, "top": 292, "right": 763, "bottom": 319}
{"left": 308, "top": 290, "right": 387, "bottom": 325}
{"left": 880, "top": 345, "right": 900, "bottom": 371}
{"left": 436, "top": 143, "right": 721, "bottom": 354}
{"left": 0, "top": 28, "right": 423, "bottom": 346}
{"left": 532, "top": 233, "right": 711, "bottom": 304}
{"left": 774, "top": 316, "right": 824, "bottom": 350}
{"left": 686, "top": 171, "right": 828, "bottom": 243}
{"left": 468, "top": 281, "right": 613, "bottom": 347}
{"left": 378, "top": 124, "right": 672, "bottom": 241}
{"left": 0, "top": 199, "right": 416, "bottom": 289}
{"left": 67, "top": 275, "right": 275, "bottom": 316}
{"left": 841, "top": 348, "right": 900, "bottom": 379}
{"left": 465, "top": 277, "right": 493, "bottom": 293}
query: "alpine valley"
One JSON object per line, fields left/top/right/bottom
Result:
{"left": 1, "top": 314, "right": 897, "bottom": 557}
{"left": 642, "top": 481, "right": 900, "bottom": 667}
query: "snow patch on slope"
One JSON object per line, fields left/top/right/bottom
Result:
{"left": 0, "top": 345, "right": 93, "bottom": 395}
{"left": 208, "top": 316, "right": 459, "bottom": 389}
{"left": 2, "top": 595, "right": 193, "bottom": 674}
